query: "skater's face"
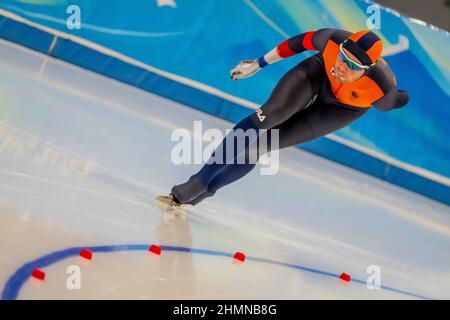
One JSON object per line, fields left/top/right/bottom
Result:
{"left": 334, "top": 48, "right": 366, "bottom": 84}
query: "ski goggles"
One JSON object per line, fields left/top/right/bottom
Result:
{"left": 339, "top": 42, "right": 371, "bottom": 71}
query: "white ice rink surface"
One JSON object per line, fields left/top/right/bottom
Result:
{"left": 0, "top": 38, "right": 449, "bottom": 300}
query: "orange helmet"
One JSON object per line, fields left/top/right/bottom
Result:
{"left": 342, "top": 30, "right": 383, "bottom": 66}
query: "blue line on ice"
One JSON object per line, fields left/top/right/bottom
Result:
{"left": 1, "top": 244, "right": 431, "bottom": 300}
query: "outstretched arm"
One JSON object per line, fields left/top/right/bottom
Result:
{"left": 258, "top": 28, "right": 338, "bottom": 68}
{"left": 231, "top": 28, "right": 339, "bottom": 80}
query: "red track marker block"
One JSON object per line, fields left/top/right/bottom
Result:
{"left": 79, "top": 249, "right": 93, "bottom": 260}
{"left": 31, "top": 268, "right": 45, "bottom": 281}
{"left": 340, "top": 273, "right": 351, "bottom": 283}
{"left": 233, "top": 252, "right": 246, "bottom": 262}
{"left": 149, "top": 245, "right": 161, "bottom": 255}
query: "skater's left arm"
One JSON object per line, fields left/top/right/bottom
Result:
{"left": 370, "top": 59, "right": 409, "bottom": 111}
{"left": 373, "top": 88, "right": 409, "bottom": 111}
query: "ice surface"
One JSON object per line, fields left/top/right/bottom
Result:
{"left": 0, "top": 38, "right": 449, "bottom": 300}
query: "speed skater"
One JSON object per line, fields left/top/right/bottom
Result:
{"left": 156, "top": 28, "right": 409, "bottom": 211}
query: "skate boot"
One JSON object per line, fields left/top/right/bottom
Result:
{"left": 155, "top": 193, "right": 187, "bottom": 214}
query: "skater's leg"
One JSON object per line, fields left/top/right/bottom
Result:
{"left": 181, "top": 129, "right": 276, "bottom": 205}
{"left": 185, "top": 163, "right": 256, "bottom": 205}
{"left": 197, "top": 129, "right": 274, "bottom": 199}
{"left": 170, "top": 116, "right": 259, "bottom": 204}
{"left": 187, "top": 102, "right": 368, "bottom": 204}
{"left": 273, "top": 102, "right": 368, "bottom": 149}
{"left": 171, "top": 56, "right": 324, "bottom": 204}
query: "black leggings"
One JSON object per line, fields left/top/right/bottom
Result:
{"left": 172, "top": 55, "right": 368, "bottom": 205}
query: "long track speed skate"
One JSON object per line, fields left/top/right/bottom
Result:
{"left": 155, "top": 193, "right": 187, "bottom": 214}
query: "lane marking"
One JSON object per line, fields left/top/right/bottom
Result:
{"left": 2, "top": 244, "right": 431, "bottom": 300}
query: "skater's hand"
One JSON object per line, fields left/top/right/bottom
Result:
{"left": 230, "top": 59, "right": 261, "bottom": 80}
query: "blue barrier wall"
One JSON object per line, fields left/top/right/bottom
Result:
{"left": 0, "top": 0, "right": 449, "bottom": 205}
